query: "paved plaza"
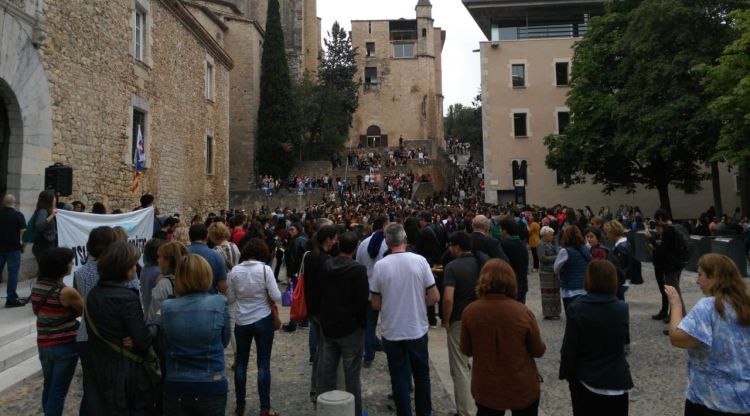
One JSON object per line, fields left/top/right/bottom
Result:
{"left": 0, "top": 262, "right": 704, "bottom": 416}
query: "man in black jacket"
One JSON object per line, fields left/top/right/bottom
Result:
{"left": 470, "top": 215, "right": 509, "bottom": 261}
{"left": 499, "top": 217, "right": 529, "bottom": 304}
{"left": 318, "top": 232, "right": 369, "bottom": 416}
{"left": 652, "top": 209, "right": 687, "bottom": 334}
{"left": 416, "top": 211, "right": 444, "bottom": 326}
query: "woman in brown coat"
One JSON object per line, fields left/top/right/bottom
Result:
{"left": 461, "top": 259, "right": 546, "bottom": 415}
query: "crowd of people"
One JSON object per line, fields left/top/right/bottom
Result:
{"left": 0, "top": 185, "right": 749, "bottom": 416}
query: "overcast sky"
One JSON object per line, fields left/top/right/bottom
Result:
{"left": 317, "top": 0, "right": 486, "bottom": 113}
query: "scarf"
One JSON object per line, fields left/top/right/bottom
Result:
{"left": 367, "top": 230, "right": 385, "bottom": 259}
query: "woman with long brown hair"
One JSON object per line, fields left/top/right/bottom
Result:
{"left": 460, "top": 259, "right": 545, "bottom": 415}
{"left": 31, "top": 189, "right": 58, "bottom": 259}
{"left": 666, "top": 254, "right": 750, "bottom": 415}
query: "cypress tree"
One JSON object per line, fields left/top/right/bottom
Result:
{"left": 256, "top": 0, "right": 299, "bottom": 178}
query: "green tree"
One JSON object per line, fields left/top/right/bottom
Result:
{"left": 545, "top": 0, "right": 739, "bottom": 215}
{"left": 444, "top": 97, "right": 483, "bottom": 158}
{"left": 295, "top": 73, "right": 320, "bottom": 161}
{"left": 701, "top": 9, "right": 750, "bottom": 213}
{"left": 256, "top": 0, "right": 299, "bottom": 177}
{"left": 305, "top": 21, "right": 359, "bottom": 160}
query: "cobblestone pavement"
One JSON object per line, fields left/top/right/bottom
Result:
{"left": 0, "top": 262, "right": 708, "bottom": 416}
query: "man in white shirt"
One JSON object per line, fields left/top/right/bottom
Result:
{"left": 356, "top": 215, "right": 388, "bottom": 366}
{"left": 371, "top": 223, "right": 440, "bottom": 416}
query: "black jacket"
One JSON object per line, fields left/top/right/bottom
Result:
{"left": 653, "top": 223, "right": 683, "bottom": 272}
{"left": 559, "top": 293, "right": 633, "bottom": 390}
{"left": 416, "top": 225, "right": 443, "bottom": 266}
{"left": 501, "top": 238, "right": 529, "bottom": 293}
{"left": 320, "top": 256, "right": 369, "bottom": 339}
{"left": 471, "top": 232, "right": 509, "bottom": 262}
{"left": 286, "top": 233, "right": 309, "bottom": 277}
{"left": 302, "top": 250, "right": 332, "bottom": 317}
{"left": 86, "top": 282, "right": 157, "bottom": 414}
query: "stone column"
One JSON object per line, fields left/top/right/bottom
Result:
{"left": 316, "top": 390, "right": 354, "bottom": 416}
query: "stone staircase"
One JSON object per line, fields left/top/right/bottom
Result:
{"left": 0, "top": 281, "right": 41, "bottom": 394}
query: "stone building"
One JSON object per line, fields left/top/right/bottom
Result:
{"left": 0, "top": 0, "right": 236, "bottom": 217}
{"left": 348, "top": 0, "right": 445, "bottom": 152}
{"left": 185, "top": 0, "right": 265, "bottom": 192}
{"left": 463, "top": 0, "right": 740, "bottom": 217}
{"left": 225, "top": 0, "right": 320, "bottom": 81}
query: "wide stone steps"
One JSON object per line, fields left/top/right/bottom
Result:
{"left": 0, "top": 333, "right": 37, "bottom": 373}
{"left": 0, "top": 282, "right": 42, "bottom": 394}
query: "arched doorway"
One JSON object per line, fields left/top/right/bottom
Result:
{"left": 359, "top": 125, "right": 388, "bottom": 148}
{"left": 0, "top": 9, "right": 54, "bottom": 213}
{"left": 0, "top": 79, "right": 23, "bottom": 201}
{"left": 0, "top": 96, "right": 9, "bottom": 197}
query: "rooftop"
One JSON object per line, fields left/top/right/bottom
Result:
{"left": 462, "top": 0, "right": 605, "bottom": 40}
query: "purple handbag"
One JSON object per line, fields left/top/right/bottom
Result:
{"left": 282, "top": 281, "right": 293, "bottom": 307}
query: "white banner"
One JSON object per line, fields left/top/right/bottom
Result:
{"left": 56, "top": 207, "right": 154, "bottom": 285}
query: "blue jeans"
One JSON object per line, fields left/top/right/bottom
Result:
{"left": 364, "top": 304, "right": 381, "bottom": 362}
{"left": 382, "top": 334, "right": 432, "bottom": 416}
{"left": 38, "top": 342, "right": 79, "bottom": 416}
{"left": 163, "top": 393, "right": 226, "bottom": 416}
{"left": 0, "top": 250, "right": 21, "bottom": 301}
{"left": 234, "top": 314, "right": 274, "bottom": 410}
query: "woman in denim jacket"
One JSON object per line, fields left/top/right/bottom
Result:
{"left": 227, "top": 238, "right": 282, "bottom": 416}
{"left": 161, "top": 254, "right": 231, "bottom": 416}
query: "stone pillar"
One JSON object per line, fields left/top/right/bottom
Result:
{"left": 316, "top": 390, "right": 354, "bottom": 416}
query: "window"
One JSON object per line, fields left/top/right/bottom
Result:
{"left": 556, "top": 62, "right": 570, "bottom": 86}
{"left": 557, "top": 111, "right": 570, "bottom": 134}
{"left": 513, "top": 113, "right": 528, "bottom": 137}
{"left": 366, "top": 42, "right": 375, "bottom": 57}
{"left": 205, "top": 62, "right": 214, "bottom": 100}
{"left": 422, "top": 28, "right": 427, "bottom": 37}
{"left": 393, "top": 42, "right": 415, "bottom": 58}
{"left": 134, "top": 8, "right": 145, "bottom": 61}
{"left": 132, "top": 109, "right": 146, "bottom": 165}
{"left": 512, "top": 64, "right": 525, "bottom": 87}
{"left": 205, "top": 136, "right": 214, "bottom": 175}
{"left": 364, "top": 67, "right": 378, "bottom": 90}
{"left": 556, "top": 170, "right": 564, "bottom": 185}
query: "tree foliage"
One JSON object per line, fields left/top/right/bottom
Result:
{"left": 444, "top": 94, "right": 483, "bottom": 157}
{"left": 544, "top": 0, "right": 742, "bottom": 214}
{"left": 701, "top": 10, "right": 750, "bottom": 165}
{"left": 300, "top": 21, "right": 359, "bottom": 160}
{"left": 256, "top": 0, "right": 299, "bottom": 177}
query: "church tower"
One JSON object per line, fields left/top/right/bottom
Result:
{"left": 416, "top": 0, "right": 434, "bottom": 57}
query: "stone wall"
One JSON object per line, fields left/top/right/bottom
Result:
{"left": 230, "top": 188, "right": 327, "bottom": 210}
{"left": 39, "top": 0, "right": 231, "bottom": 215}
{"left": 225, "top": 18, "right": 263, "bottom": 191}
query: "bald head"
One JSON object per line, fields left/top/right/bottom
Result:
{"left": 472, "top": 215, "right": 490, "bottom": 234}
{"left": 2, "top": 194, "right": 16, "bottom": 208}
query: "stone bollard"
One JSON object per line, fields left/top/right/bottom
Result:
{"left": 316, "top": 390, "right": 354, "bottom": 416}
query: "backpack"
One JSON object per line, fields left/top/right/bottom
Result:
{"left": 672, "top": 223, "right": 691, "bottom": 267}
{"left": 22, "top": 212, "right": 39, "bottom": 244}
{"left": 490, "top": 218, "right": 501, "bottom": 240}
